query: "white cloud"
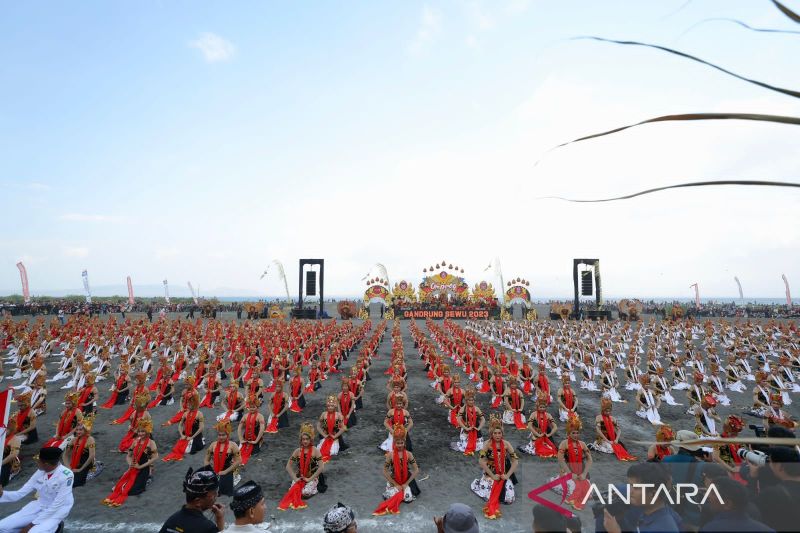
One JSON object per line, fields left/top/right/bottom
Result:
{"left": 155, "top": 247, "right": 181, "bottom": 261}
{"left": 189, "top": 32, "right": 236, "bottom": 63}
{"left": 59, "top": 213, "right": 119, "bottom": 222}
{"left": 408, "top": 6, "right": 442, "bottom": 54}
{"left": 466, "top": 1, "right": 495, "bottom": 31}
{"left": 63, "top": 246, "right": 89, "bottom": 258}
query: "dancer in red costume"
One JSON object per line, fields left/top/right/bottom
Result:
{"left": 443, "top": 374, "right": 464, "bottom": 427}
{"left": 501, "top": 377, "right": 527, "bottom": 430}
{"left": 450, "top": 388, "right": 485, "bottom": 455}
{"left": 556, "top": 414, "right": 593, "bottom": 511}
{"left": 646, "top": 424, "right": 675, "bottom": 462}
{"left": 237, "top": 394, "right": 266, "bottom": 466}
{"left": 266, "top": 378, "right": 290, "bottom": 434}
{"left": 43, "top": 391, "right": 83, "bottom": 448}
{"left": 162, "top": 394, "right": 205, "bottom": 461}
{"left": 471, "top": 415, "right": 519, "bottom": 519}
{"left": 278, "top": 423, "right": 326, "bottom": 510}
{"left": 316, "top": 395, "right": 348, "bottom": 462}
{"left": 557, "top": 374, "right": 578, "bottom": 422}
{"left": 588, "top": 397, "right": 637, "bottom": 461}
{"left": 373, "top": 424, "right": 420, "bottom": 516}
{"left": 204, "top": 418, "right": 241, "bottom": 496}
{"left": 519, "top": 393, "right": 558, "bottom": 458}
{"left": 163, "top": 376, "right": 200, "bottom": 427}
{"left": 102, "top": 418, "right": 159, "bottom": 507}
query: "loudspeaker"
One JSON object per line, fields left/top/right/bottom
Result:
{"left": 581, "top": 271, "right": 593, "bottom": 296}
{"left": 306, "top": 271, "right": 317, "bottom": 296}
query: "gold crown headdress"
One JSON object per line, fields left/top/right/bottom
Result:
{"left": 215, "top": 419, "right": 232, "bottom": 434}
{"left": 488, "top": 414, "right": 503, "bottom": 433}
{"left": 80, "top": 414, "right": 96, "bottom": 432}
{"left": 136, "top": 417, "right": 153, "bottom": 434}
{"left": 566, "top": 413, "right": 583, "bottom": 434}
{"left": 299, "top": 422, "right": 315, "bottom": 441}
{"left": 134, "top": 391, "right": 151, "bottom": 409}
{"left": 65, "top": 391, "right": 80, "bottom": 405}
{"left": 392, "top": 423, "right": 407, "bottom": 441}
{"left": 326, "top": 395, "right": 337, "bottom": 407}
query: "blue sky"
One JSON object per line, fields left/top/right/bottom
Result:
{"left": 1, "top": 0, "right": 799, "bottom": 298}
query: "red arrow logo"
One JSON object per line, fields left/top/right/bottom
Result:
{"left": 527, "top": 473, "right": 575, "bottom": 518}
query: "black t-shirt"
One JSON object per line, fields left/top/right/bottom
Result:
{"left": 159, "top": 507, "right": 219, "bottom": 533}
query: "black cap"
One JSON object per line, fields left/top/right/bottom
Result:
{"left": 767, "top": 446, "right": 800, "bottom": 463}
{"left": 230, "top": 481, "right": 263, "bottom": 513}
{"left": 183, "top": 466, "right": 219, "bottom": 495}
{"left": 39, "top": 446, "right": 63, "bottom": 463}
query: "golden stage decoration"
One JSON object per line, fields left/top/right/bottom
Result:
{"left": 471, "top": 281, "right": 496, "bottom": 304}
{"left": 550, "top": 302, "right": 573, "bottom": 320}
{"left": 500, "top": 309, "right": 511, "bottom": 320}
{"left": 268, "top": 304, "right": 284, "bottom": 319}
{"left": 244, "top": 302, "right": 265, "bottom": 319}
{"left": 526, "top": 309, "right": 538, "bottom": 320}
{"left": 363, "top": 277, "right": 392, "bottom": 307}
{"left": 384, "top": 307, "right": 395, "bottom": 319}
{"left": 504, "top": 278, "right": 532, "bottom": 308}
{"left": 418, "top": 261, "right": 469, "bottom": 304}
{"left": 337, "top": 301, "right": 359, "bottom": 319}
{"left": 357, "top": 308, "right": 369, "bottom": 320}
{"left": 391, "top": 280, "right": 416, "bottom": 304}
{"left": 618, "top": 299, "right": 643, "bottom": 321}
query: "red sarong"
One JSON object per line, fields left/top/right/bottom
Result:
{"left": 103, "top": 438, "right": 149, "bottom": 507}
{"left": 373, "top": 490, "right": 404, "bottom": 516}
{"left": 277, "top": 480, "right": 307, "bottom": 510}
{"left": 513, "top": 412, "right": 527, "bottom": 430}
{"left": 101, "top": 376, "right": 126, "bottom": 409}
{"left": 162, "top": 411, "right": 198, "bottom": 462}
{"left": 240, "top": 413, "right": 260, "bottom": 465}
{"left": 603, "top": 415, "right": 637, "bottom": 462}
{"left": 534, "top": 437, "right": 558, "bottom": 458}
{"left": 566, "top": 478, "right": 591, "bottom": 510}
{"left": 112, "top": 405, "right": 135, "bottom": 425}
{"left": 319, "top": 437, "right": 335, "bottom": 462}
{"left": 491, "top": 395, "right": 502, "bottom": 409}
{"left": 523, "top": 381, "right": 532, "bottom": 394}
{"left": 483, "top": 440, "right": 507, "bottom": 519}
{"left": 484, "top": 479, "right": 505, "bottom": 519}
{"left": 449, "top": 409, "right": 459, "bottom": 427}
{"left": 464, "top": 430, "right": 478, "bottom": 456}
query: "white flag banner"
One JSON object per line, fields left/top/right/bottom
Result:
{"left": 163, "top": 279, "right": 170, "bottom": 304}
{"left": 16, "top": 262, "right": 30, "bottom": 303}
{"left": 82, "top": 270, "right": 92, "bottom": 303}
{"left": 734, "top": 276, "right": 744, "bottom": 300}
{"left": 187, "top": 282, "right": 198, "bottom": 304}
{"left": 127, "top": 276, "right": 135, "bottom": 305}
{"left": 690, "top": 283, "right": 700, "bottom": 308}
{"left": 783, "top": 274, "right": 792, "bottom": 306}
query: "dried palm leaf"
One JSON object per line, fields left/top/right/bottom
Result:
{"left": 548, "top": 113, "right": 800, "bottom": 152}
{"left": 771, "top": 0, "right": 800, "bottom": 23}
{"left": 681, "top": 17, "right": 800, "bottom": 37}
{"left": 539, "top": 180, "right": 800, "bottom": 203}
{"left": 574, "top": 36, "right": 800, "bottom": 99}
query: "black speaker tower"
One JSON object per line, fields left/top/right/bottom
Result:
{"left": 292, "top": 259, "right": 324, "bottom": 319}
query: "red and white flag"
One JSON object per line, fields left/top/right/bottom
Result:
{"left": 0, "top": 388, "right": 12, "bottom": 466}
{"left": 784, "top": 274, "right": 792, "bottom": 306}
{"left": 16, "top": 262, "right": 30, "bottom": 303}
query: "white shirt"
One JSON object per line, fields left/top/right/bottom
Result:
{"left": 223, "top": 524, "right": 265, "bottom": 532}
{"left": 0, "top": 464, "right": 74, "bottom": 524}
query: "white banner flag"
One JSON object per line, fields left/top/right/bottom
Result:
{"left": 690, "top": 283, "right": 700, "bottom": 308}
{"left": 16, "top": 262, "right": 30, "bottom": 303}
{"left": 163, "top": 279, "right": 170, "bottom": 304}
{"left": 783, "top": 274, "right": 792, "bottom": 306}
{"left": 82, "top": 270, "right": 92, "bottom": 303}
{"left": 187, "top": 282, "right": 198, "bottom": 304}
{"left": 127, "top": 276, "right": 135, "bottom": 305}
{"left": 734, "top": 276, "right": 743, "bottom": 300}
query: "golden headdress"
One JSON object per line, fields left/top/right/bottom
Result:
{"left": 566, "top": 413, "right": 583, "bottom": 434}
{"left": 16, "top": 391, "right": 32, "bottom": 405}
{"left": 755, "top": 370, "right": 768, "bottom": 382}
{"left": 136, "top": 417, "right": 153, "bottom": 434}
{"left": 600, "top": 396, "right": 613, "bottom": 412}
{"left": 488, "top": 413, "right": 503, "bottom": 433}
{"left": 536, "top": 391, "right": 549, "bottom": 408}
{"left": 656, "top": 424, "right": 674, "bottom": 442}
{"left": 135, "top": 371, "right": 147, "bottom": 382}
{"left": 326, "top": 395, "right": 337, "bottom": 408}
{"left": 65, "top": 391, "right": 80, "bottom": 405}
{"left": 185, "top": 375, "right": 197, "bottom": 385}
{"left": 85, "top": 372, "right": 97, "bottom": 384}
{"left": 464, "top": 387, "right": 476, "bottom": 400}
{"left": 770, "top": 392, "right": 784, "bottom": 405}
{"left": 299, "top": 422, "right": 315, "bottom": 441}
{"left": 215, "top": 418, "right": 232, "bottom": 434}
{"left": 187, "top": 393, "right": 200, "bottom": 409}
{"left": 80, "top": 414, "right": 95, "bottom": 432}
{"left": 392, "top": 423, "right": 407, "bottom": 441}
{"left": 245, "top": 393, "right": 261, "bottom": 408}
{"left": 134, "top": 391, "right": 151, "bottom": 409}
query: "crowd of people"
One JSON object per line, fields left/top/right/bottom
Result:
{"left": 0, "top": 311, "right": 799, "bottom": 532}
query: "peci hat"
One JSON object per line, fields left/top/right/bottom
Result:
{"left": 443, "top": 502, "right": 480, "bottom": 533}
{"left": 230, "top": 481, "right": 264, "bottom": 514}
{"left": 675, "top": 430, "right": 701, "bottom": 452}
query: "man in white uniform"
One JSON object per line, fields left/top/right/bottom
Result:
{"left": 0, "top": 446, "right": 74, "bottom": 533}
